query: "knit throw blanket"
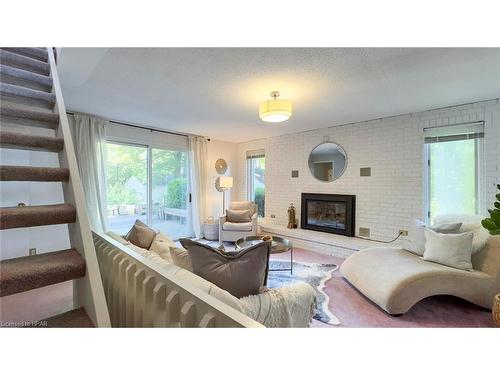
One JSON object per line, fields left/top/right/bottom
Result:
{"left": 239, "top": 282, "right": 316, "bottom": 328}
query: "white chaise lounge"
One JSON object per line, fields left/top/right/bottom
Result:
{"left": 340, "top": 236, "right": 500, "bottom": 315}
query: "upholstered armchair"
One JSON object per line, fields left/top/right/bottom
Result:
{"left": 219, "top": 201, "right": 258, "bottom": 243}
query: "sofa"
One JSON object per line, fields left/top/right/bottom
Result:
{"left": 340, "top": 235, "right": 500, "bottom": 315}
{"left": 219, "top": 201, "right": 258, "bottom": 243}
{"left": 106, "top": 230, "right": 316, "bottom": 327}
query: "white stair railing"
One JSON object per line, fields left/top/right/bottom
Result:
{"left": 93, "top": 232, "right": 263, "bottom": 328}
{"left": 47, "top": 48, "right": 111, "bottom": 327}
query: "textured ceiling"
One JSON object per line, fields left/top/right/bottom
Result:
{"left": 58, "top": 48, "right": 500, "bottom": 142}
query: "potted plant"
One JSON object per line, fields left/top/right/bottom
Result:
{"left": 482, "top": 183, "right": 500, "bottom": 327}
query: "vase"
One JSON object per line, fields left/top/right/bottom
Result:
{"left": 494, "top": 294, "right": 500, "bottom": 327}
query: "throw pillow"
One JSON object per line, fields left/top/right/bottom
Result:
{"left": 170, "top": 246, "right": 193, "bottom": 272}
{"left": 433, "top": 214, "right": 490, "bottom": 254}
{"left": 125, "top": 220, "right": 157, "bottom": 249}
{"left": 149, "top": 232, "right": 175, "bottom": 262}
{"left": 403, "top": 219, "right": 462, "bottom": 256}
{"left": 179, "top": 238, "right": 271, "bottom": 298}
{"left": 423, "top": 229, "right": 474, "bottom": 271}
{"left": 226, "top": 209, "right": 252, "bottom": 223}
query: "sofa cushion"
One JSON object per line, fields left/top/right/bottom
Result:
{"left": 403, "top": 219, "right": 462, "bottom": 256}
{"left": 106, "top": 231, "right": 130, "bottom": 245}
{"left": 125, "top": 220, "right": 157, "bottom": 249}
{"left": 180, "top": 238, "right": 270, "bottom": 298}
{"left": 423, "top": 229, "right": 474, "bottom": 271}
{"left": 170, "top": 246, "right": 193, "bottom": 271}
{"left": 222, "top": 221, "right": 253, "bottom": 231}
{"left": 149, "top": 232, "right": 175, "bottom": 262}
{"left": 226, "top": 209, "right": 252, "bottom": 223}
{"left": 340, "top": 247, "right": 496, "bottom": 314}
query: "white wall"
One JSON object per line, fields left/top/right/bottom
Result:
{"left": 204, "top": 139, "right": 238, "bottom": 220}
{"left": 0, "top": 125, "right": 71, "bottom": 261}
{"left": 234, "top": 99, "right": 500, "bottom": 241}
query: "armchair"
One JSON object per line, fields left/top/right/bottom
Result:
{"left": 219, "top": 201, "right": 258, "bottom": 243}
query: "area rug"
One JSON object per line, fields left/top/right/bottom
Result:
{"left": 266, "top": 260, "right": 340, "bottom": 326}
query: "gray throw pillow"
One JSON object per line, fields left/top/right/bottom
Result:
{"left": 226, "top": 209, "right": 252, "bottom": 223}
{"left": 179, "top": 238, "right": 270, "bottom": 298}
{"left": 125, "top": 220, "right": 157, "bottom": 249}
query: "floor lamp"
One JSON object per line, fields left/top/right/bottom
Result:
{"left": 219, "top": 176, "right": 233, "bottom": 214}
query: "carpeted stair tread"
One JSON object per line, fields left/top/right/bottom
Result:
{"left": 0, "top": 203, "right": 76, "bottom": 229}
{"left": 0, "top": 103, "right": 59, "bottom": 128}
{"left": 0, "top": 130, "right": 64, "bottom": 152}
{"left": 0, "top": 49, "right": 50, "bottom": 76}
{"left": 1, "top": 64, "right": 53, "bottom": 88}
{"left": 39, "top": 308, "right": 94, "bottom": 328}
{"left": 0, "top": 248, "right": 85, "bottom": 297}
{"left": 0, "top": 82, "right": 56, "bottom": 105}
{"left": 0, "top": 48, "right": 48, "bottom": 62}
{"left": 0, "top": 165, "right": 69, "bottom": 181}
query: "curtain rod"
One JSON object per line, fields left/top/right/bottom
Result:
{"left": 66, "top": 111, "right": 210, "bottom": 141}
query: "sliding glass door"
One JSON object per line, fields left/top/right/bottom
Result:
{"left": 106, "top": 142, "right": 148, "bottom": 234}
{"left": 106, "top": 142, "right": 190, "bottom": 239}
{"left": 151, "top": 148, "right": 189, "bottom": 239}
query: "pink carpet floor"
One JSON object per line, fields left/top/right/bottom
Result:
{"left": 272, "top": 248, "right": 495, "bottom": 328}
{"left": 1, "top": 247, "right": 495, "bottom": 327}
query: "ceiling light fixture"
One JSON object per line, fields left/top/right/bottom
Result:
{"left": 259, "top": 91, "right": 293, "bottom": 123}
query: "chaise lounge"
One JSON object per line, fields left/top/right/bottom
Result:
{"left": 340, "top": 236, "right": 500, "bottom": 315}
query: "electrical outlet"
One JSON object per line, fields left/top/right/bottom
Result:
{"left": 399, "top": 230, "right": 408, "bottom": 236}
{"left": 29, "top": 248, "right": 37, "bottom": 256}
{"left": 270, "top": 214, "right": 276, "bottom": 218}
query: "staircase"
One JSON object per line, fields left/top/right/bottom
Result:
{"left": 0, "top": 48, "right": 110, "bottom": 327}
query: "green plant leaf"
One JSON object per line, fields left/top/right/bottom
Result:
{"left": 491, "top": 210, "right": 500, "bottom": 227}
{"left": 495, "top": 202, "right": 500, "bottom": 210}
{"left": 490, "top": 229, "right": 500, "bottom": 236}
{"left": 482, "top": 218, "right": 495, "bottom": 230}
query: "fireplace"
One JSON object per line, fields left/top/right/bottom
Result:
{"left": 301, "top": 193, "right": 355, "bottom": 237}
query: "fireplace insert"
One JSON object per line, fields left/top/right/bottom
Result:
{"left": 301, "top": 193, "right": 355, "bottom": 236}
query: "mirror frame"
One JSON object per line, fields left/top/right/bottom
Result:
{"left": 307, "top": 141, "right": 348, "bottom": 182}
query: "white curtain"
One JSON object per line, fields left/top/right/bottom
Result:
{"left": 72, "top": 113, "right": 108, "bottom": 232}
{"left": 188, "top": 136, "right": 207, "bottom": 238}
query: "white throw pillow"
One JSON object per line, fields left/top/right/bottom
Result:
{"left": 423, "top": 229, "right": 474, "bottom": 271}
{"left": 149, "top": 231, "right": 175, "bottom": 262}
{"left": 433, "top": 214, "right": 490, "bottom": 254}
{"left": 403, "top": 219, "right": 462, "bottom": 256}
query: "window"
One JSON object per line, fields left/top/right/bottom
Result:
{"left": 424, "top": 122, "right": 483, "bottom": 221}
{"left": 106, "top": 141, "right": 190, "bottom": 239}
{"left": 246, "top": 150, "right": 265, "bottom": 217}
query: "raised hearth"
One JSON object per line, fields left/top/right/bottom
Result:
{"left": 301, "top": 193, "right": 355, "bottom": 237}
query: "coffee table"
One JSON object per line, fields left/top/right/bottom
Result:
{"left": 235, "top": 235, "right": 293, "bottom": 274}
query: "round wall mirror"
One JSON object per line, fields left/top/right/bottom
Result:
{"left": 308, "top": 142, "right": 347, "bottom": 182}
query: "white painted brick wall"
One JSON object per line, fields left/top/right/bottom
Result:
{"left": 234, "top": 99, "right": 500, "bottom": 241}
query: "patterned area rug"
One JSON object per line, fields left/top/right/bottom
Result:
{"left": 267, "top": 260, "right": 340, "bottom": 325}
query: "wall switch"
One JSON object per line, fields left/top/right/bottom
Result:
{"left": 399, "top": 230, "right": 409, "bottom": 236}
{"left": 29, "top": 248, "right": 37, "bottom": 256}
{"left": 359, "top": 227, "right": 370, "bottom": 237}
{"left": 291, "top": 170, "right": 299, "bottom": 178}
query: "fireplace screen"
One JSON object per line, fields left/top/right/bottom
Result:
{"left": 306, "top": 201, "right": 346, "bottom": 230}
{"left": 301, "top": 193, "right": 355, "bottom": 236}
